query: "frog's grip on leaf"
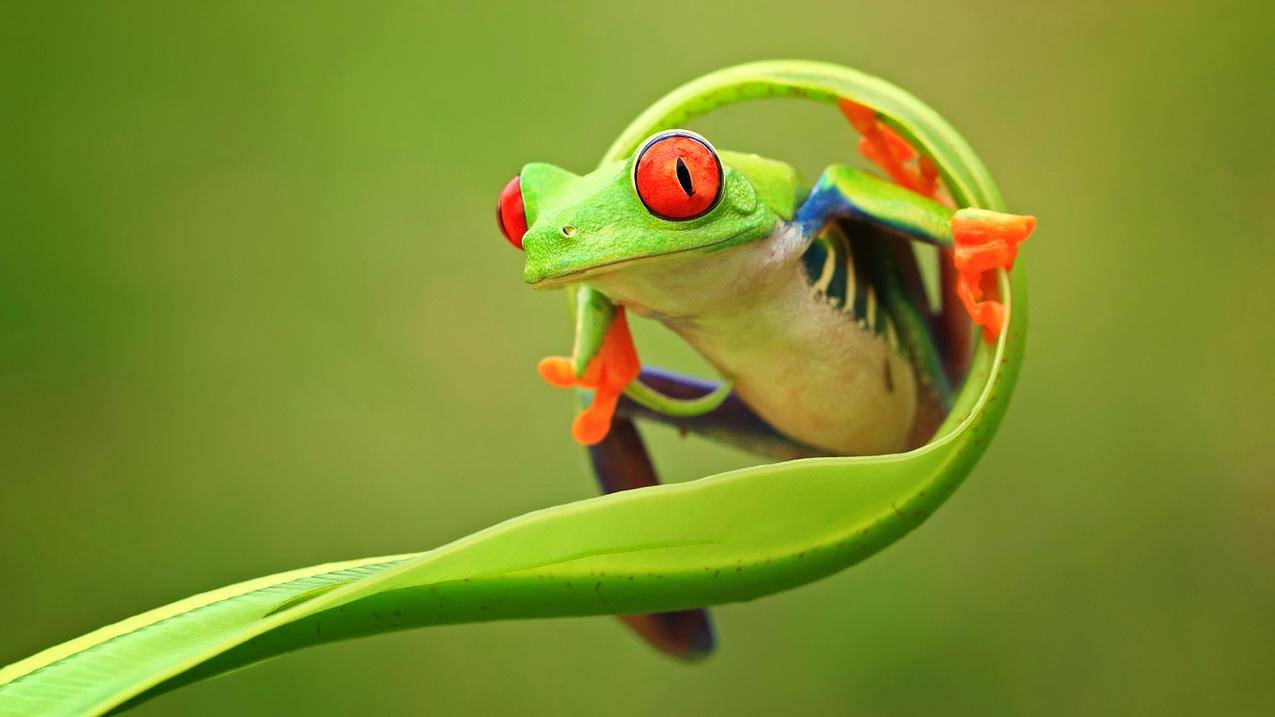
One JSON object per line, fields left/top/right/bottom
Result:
{"left": 839, "top": 99, "right": 944, "bottom": 203}
{"left": 538, "top": 307, "right": 641, "bottom": 444}
{"left": 840, "top": 98, "right": 1035, "bottom": 343}
{"left": 951, "top": 209, "right": 1035, "bottom": 341}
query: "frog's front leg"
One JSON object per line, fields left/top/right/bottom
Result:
{"left": 539, "top": 286, "right": 737, "bottom": 445}
{"left": 796, "top": 165, "right": 1034, "bottom": 343}
{"left": 537, "top": 287, "right": 639, "bottom": 445}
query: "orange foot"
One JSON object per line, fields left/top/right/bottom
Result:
{"left": 537, "top": 307, "right": 641, "bottom": 445}
{"left": 951, "top": 209, "right": 1036, "bottom": 342}
{"left": 839, "top": 99, "right": 944, "bottom": 203}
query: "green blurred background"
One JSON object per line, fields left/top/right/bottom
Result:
{"left": 3, "top": 1, "right": 1272, "bottom": 714}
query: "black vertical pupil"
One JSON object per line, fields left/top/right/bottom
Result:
{"left": 674, "top": 157, "right": 695, "bottom": 197}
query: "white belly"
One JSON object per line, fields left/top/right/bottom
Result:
{"left": 586, "top": 225, "right": 918, "bottom": 456}
{"left": 665, "top": 281, "right": 918, "bottom": 456}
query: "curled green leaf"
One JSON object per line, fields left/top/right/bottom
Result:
{"left": 0, "top": 60, "right": 1026, "bottom": 717}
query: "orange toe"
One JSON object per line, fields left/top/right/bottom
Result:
{"left": 572, "top": 392, "right": 619, "bottom": 445}
{"left": 537, "top": 356, "right": 578, "bottom": 388}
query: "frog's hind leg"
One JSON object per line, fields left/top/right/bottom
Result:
{"left": 587, "top": 415, "right": 716, "bottom": 660}
{"left": 617, "top": 367, "right": 825, "bottom": 461}
{"left": 590, "top": 368, "right": 823, "bottom": 657}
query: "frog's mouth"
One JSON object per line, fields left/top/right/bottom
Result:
{"left": 526, "top": 231, "right": 752, "bottom": 289}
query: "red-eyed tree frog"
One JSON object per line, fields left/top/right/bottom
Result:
{"left": 496, "top": 63, "right": 1034, "bottom": 659}
{"left": 0, "top": 64, "right": 1039, "bottom": 716}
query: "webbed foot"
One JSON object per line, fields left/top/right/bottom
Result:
{"left": 839, "top": 98, "right": 944, "bottom": 202}
{"left": 951, "top": 209, "right": 1036, "bottom": 341}
{"left": 538, "top": 308, "right": 641, "bottom": 444}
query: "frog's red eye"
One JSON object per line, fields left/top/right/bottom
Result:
{"left": 497, "top": 175, "right": 527, "bottom": 250}
{"left": 633, "top": 131, "right": 723, "bottom": 221}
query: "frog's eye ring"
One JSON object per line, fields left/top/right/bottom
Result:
{"left": 633, "top": 131, "right": 723, "bottom": 221}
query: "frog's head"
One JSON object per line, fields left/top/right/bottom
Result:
{"left": 498, "top": 130, "right": 800, "bottom": 289}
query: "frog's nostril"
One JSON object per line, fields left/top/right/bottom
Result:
{"left": 497, "top": 175, "right": 527, "bottom": 250}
